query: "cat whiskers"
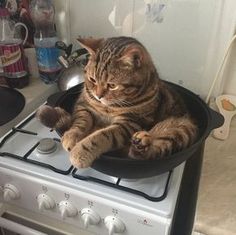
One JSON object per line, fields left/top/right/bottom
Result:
{"left": 115, "top": 99, "right": 133, "bottom": 108}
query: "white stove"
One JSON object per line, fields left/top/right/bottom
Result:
{"left": 0, "top": 110, "right": 185, "bottom": 235}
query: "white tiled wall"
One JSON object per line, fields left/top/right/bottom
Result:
{"left": 132, "top": 0, "right": 216, "bottom": 96}
{"left": 54, "top": 0, "right": 236, "bottom": 98}
{"left": 222, "top": 43, "right": 236, "bottom": 96}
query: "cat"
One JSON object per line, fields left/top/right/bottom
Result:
{"left": 36, "top": 36, "right": 198, "bottom": 169}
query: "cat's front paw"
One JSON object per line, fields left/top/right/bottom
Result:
{"left": 61, "top": 129, "right": 84, "bottom": 152}
{"left": 128, "top": 131, "right": 153, "bottom": 159}
{"left": 70, "top": 143, "right": 95, "bottom": 168}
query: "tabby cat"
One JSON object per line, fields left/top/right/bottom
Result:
{"left": 36, "top": 36, "right": 198, "bottom": 168}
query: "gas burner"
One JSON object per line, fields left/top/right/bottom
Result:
{"left": 0, "top": 113, "right": 73, "bottom": 174}
{"left": 36, "top": 138, "right": 57, "bottom": 154}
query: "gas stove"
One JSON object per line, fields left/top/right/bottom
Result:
{"left": 0, "top": 109, "right": 187, "bottom": 235}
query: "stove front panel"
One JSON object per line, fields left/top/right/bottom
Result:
{"left": 0, "top": 166, "right": 171, "bottom": 235}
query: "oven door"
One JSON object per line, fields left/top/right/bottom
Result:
{"left": 0, "top": 203, "right": 93, "bottom": 235}
{"left": 0, "top": 203, "right": 63, "bottom": 235}
{"left": 0, "top": 215, "right": 47, "bottom": 235}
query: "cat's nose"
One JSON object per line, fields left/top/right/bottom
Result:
{"left": 97, "top": 94, "right": 103, "bottom": 99}
{"left": 96, "top": 87, "right": 105, "bottom": 99}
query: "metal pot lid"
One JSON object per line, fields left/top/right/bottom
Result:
{"left": 0, "top": 86, "right": 25, "bottom": 126}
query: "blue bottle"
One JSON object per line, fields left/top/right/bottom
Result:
{"left": 30, "top": 0, "right": 61, "bottom": 84}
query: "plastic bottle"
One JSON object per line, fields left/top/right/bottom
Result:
{"left": 0, "top": 8, "right": 29, "bottom": 88}
{"left": 30, "top": 0, "right": 61, "bottom": 84}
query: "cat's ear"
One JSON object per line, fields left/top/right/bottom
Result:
{"left": 119, "top": 45, "right": 144, "bottom": 69}
{"left": 77, "top": 37, "right": 104, "bottom": 55}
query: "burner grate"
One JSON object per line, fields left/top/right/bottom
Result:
{"left": 0, "top": 113, "right": 36, "bottom": 149}
{"left": 72, "top": 168, "right": 172, "bottom": 202}
{"left": 0, "top": 113, "right": 73, "bottom": 175}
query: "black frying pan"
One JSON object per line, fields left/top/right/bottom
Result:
{"left": 0, "top": 86, "right": 25, "bottom": 126}
{"left": 47, "top": 82, "right": 224, "bottom": 179}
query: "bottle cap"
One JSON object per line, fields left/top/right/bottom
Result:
{"left": 0, "top": 8, "right": 10, "bottom": 17}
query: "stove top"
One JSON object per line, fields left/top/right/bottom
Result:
{"left": 0, "top": 111, "right": 185, "bottom": 219}
{"left": 0, "top": 113, "right": 72, "bottom": 174}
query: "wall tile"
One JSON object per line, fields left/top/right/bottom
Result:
{"left": 132, "top": 0, "right": 216, "bottom": 95}
{"left": 68, "top": 0, "right": 134, "bottom": 48}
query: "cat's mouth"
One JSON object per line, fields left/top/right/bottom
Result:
{"left": 92, "top": 93, "right": 131, "bottom": 107}
{"left": 91, "top": 93, "right": 112, "bottom": 106}
{"left": 93, "top": 95, "right": 110, "bottom": 106}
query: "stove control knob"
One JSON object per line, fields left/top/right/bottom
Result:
{"left": 3, "top": 184, "right": 20, "bottom": 201}
{"left": 37, "top": 194, "right": 55, "bottom": 211}
{"left": 59, "top": 201, "right": 77, "bottom": 219}
{"left": 81, "top": 208, "right": 100, "bottom": 228}
{"left": 104, "top": 216, "right": 125, "bottom": 235}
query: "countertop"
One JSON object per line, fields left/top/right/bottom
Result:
{"left": 0, "top": 77, "right": 58, "bottom": 137}
{"left": 194, "top": 116, "right": 236, "bottom": 235}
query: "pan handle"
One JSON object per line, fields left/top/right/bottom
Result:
{"left": 208, "top": 107, "right": 224, "bottom": 131}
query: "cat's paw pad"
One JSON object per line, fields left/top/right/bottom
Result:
{"left": 36, "top": 105, "right": 58, "bottom": 128}
{"left": 129, "top": 131, "right": 153, "bottom": 159}
{"left": 61, "top": 129, "right": 83, "bottom": 152}
{"left": 132, "top": 131, "right": 152, "bottom": 148}
{"left": 70, "top": 144, "right": 94, "bottom": 168}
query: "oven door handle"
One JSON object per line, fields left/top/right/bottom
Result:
{"left": 0, "top": 217, "right": 47, "bottom": 235}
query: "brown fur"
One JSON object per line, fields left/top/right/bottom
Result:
{"left": 36, "top": 36, "right": 198, "bottom": 168}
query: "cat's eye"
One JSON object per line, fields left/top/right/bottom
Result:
{"left": 88, "top": 76, "right": 96, "bottom": 83}
{"left": 108, "top": 83, "right": 119, "bottom": 90}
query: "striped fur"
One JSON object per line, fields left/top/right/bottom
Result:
{"left": 36, "top": 36, "right": 198, "bottom": 168}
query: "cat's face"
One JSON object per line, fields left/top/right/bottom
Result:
{"left": 78, "top": 37, "right": 154, "bottom": 107}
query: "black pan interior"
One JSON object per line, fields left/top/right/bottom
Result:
{"left": 53, "top": 82, "right": 223, "bottom": 178}
{"left": 0, "top": 86, "right": 25, "bottom": 126}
